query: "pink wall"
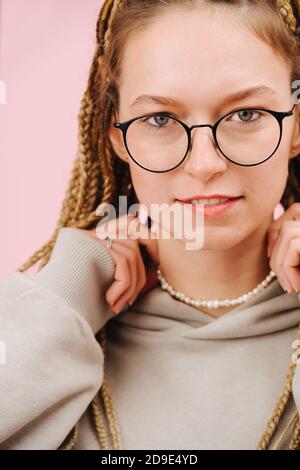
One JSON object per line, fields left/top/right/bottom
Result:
{"left": 0, "top": 0, "right": 103, "bottom": 277}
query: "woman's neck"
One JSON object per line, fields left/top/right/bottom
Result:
{"left": 156, "top": 217, "right": 273, "bottom": 318}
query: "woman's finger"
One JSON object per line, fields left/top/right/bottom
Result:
{"left": 280, "top": 237, "right": 300, "bottom": 292}
{"left": 133, "top": 221, "right": 160, "bottom": 264}
{"left": 128, "top": 245, "right": 148, "bottom": 305}
{"left": 83, "top": 212, "right": 159, "bottom": 311}
{"left": 136, "top": 264, "right": 159, "bottom": 301}
{"left": 269, "top": 222, "right": 300, "bottom": 291}
{"left": 267, "top": 202, "right": 300, "bottom": 256}
{"left": 104, "top": 240, "right": 139, "bottom": 310}
{"left": 100, "top": 241, "right": 132, "bottom": 311}
{"left": 111, "top": 237, "right": 148, "bottom": 307}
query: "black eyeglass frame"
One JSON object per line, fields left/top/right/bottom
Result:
{"left": 113, "top": 104, "right": 296, "bottom": 173}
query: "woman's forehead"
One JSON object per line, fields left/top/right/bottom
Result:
{"left": 119, "top": 9, "right": 290, "bottom": 105}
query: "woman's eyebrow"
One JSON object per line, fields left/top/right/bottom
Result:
{"left": 130, "top": 85, "right": 278, "bottom": 109}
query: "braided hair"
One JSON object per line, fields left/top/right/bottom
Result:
{"left": 17, "top": 0, "right": 300, "bottom": 450}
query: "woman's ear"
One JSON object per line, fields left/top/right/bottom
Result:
{"left": 290, "top": 104, "right": 300, "bottom": 159}
{"left": 107, "top": 111, "right": 129, "bottom": 164}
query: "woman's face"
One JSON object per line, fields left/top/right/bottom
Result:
{"left": 108, "top": 7, "right": 300, "bottom": 250}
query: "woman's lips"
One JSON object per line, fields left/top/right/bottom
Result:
{"left": 176, "top": 197, "right": 243, "bottom": 217}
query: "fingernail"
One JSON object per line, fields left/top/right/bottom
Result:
{"left": 286, "top": 285, "right": 293, "bottom": 294}
{"left": 150, "top": 221, "right": 158, "bottom": 234}
{"left": 273, "top": 203, "right": 285, "bottom": 220}
{"left": 138, "top": 205, "right": 148, "bottom": 225}
{"left": 111, "top": 303, "right": 120, "bottom": 314}
{"left": 129, "top": 297, "right": 137, "bottom": 306}
{"left": 283, "top": 280, "right": 290, "bottom": 292}
{"left": 96, "top": 224, "right": 108, "bottom": 239}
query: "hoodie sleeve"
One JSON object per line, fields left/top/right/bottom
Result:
{"left": 0, "top": 227, "right": 124, "bottom": 450}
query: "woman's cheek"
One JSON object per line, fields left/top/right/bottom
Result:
{"left": 130, "top": 168, "right": 169, "bottom": 204}
{"left": 252, "top": 158, "right": 288, "bottom": 210}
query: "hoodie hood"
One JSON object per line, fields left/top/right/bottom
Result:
{"left": 116, "top": 276, "right": 300, "bottom": 340}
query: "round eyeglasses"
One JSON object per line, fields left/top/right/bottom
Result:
{"left": 113, "top": 104, "right": 296, "bottom": 173}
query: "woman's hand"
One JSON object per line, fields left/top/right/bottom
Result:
{"left": 267, "top": 202, "right": 300, "bottom": 293}
{"left": 81, "top": 213, "right": 160, "bottom": 314}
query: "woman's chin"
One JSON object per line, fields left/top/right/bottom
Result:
{"left": 170, "top": 228, "right": 240, "bottom": 252}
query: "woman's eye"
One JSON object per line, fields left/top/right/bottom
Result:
{"left": 230, "top": 109, "right": 261, "bottom": 123}
{"left": 145, "top": 115, "right": 171, "bottom": 127}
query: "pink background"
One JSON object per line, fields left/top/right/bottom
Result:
{"left": 0, "top": 0, "right": 103, "bottom": 277}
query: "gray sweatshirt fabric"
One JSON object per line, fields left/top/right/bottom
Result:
{"left": 0, "top": 227, "right": 300, "bottom": 450}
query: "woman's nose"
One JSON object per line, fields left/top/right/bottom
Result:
{"left": 183, "top": 126, "right": 228, "bottom": 180}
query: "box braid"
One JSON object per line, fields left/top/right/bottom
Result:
{"left": 16, "top": 0, "right": 300, "bottom": 450}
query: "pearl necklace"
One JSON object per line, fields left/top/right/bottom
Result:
{"left": 156, "top": 266, "right": 276, "bottom": 309}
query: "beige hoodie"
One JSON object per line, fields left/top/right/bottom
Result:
{"left": 0, "top": 227, "right": 299, "bottom": 450}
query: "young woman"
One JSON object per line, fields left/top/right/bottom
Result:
{"left": 1, "top": 0, "right": 300, "bottom": 450}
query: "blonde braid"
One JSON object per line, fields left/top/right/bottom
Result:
{"left": 257, "top": 358, "right": 298, "bottom": 449}
{"left": 277, "top": 0, "right": 298, "bottom": 33}
{"left": 288, "top": 417, "right": 300, "bottom": 449}
{"left": 87, "top": 0, "right": 125, "bottom": 450}
{"left": 58, "top": 423, "right": 79, "bottom": 450}
{"left": 58, "top": 0, "right": 125, "bottom": 450}
{"left": 70, "top": 92, "right": 97, "bottom": 223}
{"left": 16, "top": 0, "right": 123, "bottom": 275}
{"left": 97, "top": 327, "right": 123, "bottom": 449}
{"left": 90, "top": 392, "right": 112, "bottom": 450}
